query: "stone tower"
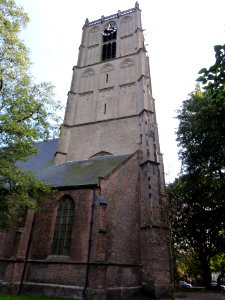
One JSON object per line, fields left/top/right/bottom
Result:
{"left": 55, "top": 1, "right": 162, "bottom": 170}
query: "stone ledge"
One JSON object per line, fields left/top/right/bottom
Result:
{"left": 20, "top": 282, "right": 84, "bottom": 300}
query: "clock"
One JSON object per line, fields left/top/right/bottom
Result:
{"left": 102, "top": 22, "right": 117, "bottom": 36}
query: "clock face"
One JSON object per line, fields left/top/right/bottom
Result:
{"left": 102, "top": 22, "right": 117, "bottom": 36}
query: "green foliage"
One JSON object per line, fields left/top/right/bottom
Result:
{"left": 210, "top": 253, "right": 225, "bottom": 274}
{"left": 170, "top": 44, "right": 225, "bottom": 287}
{"left": 0, "top": 0, "right": 62, "bottom": 228}
{"left": 197, "top": 44, "right": 225, "bottom": 95}
{"left": 176, "top": 249, "right": 201, "bottom": 280}
{"left": 168, "top": 174, "right": 225, "bottom": 284}
{"left": 176, "top": 90, "right": 225, "bottom": 177}
{"left": 177, "top": 45, "right": 225, "bottom": 177}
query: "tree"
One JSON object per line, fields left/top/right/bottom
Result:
{"left": 210, "top": 253, "right": 225, "bottom": 275}
{"left": 177, "top": 45, "right": 225, "bottom": 177}
{"left": 168, "top": 174, "right": 225, "bottom": 287}
{"left": 169, "top": 44, "right": 225, "bottom": 288}
{"left": 176, "top": 247, "right": 201, "bottom": 283}
{"left": 0, "top": 0, "right": 62, "bottom": 228}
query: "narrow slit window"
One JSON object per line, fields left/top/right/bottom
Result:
{"left": 106, "top": 73, "right": 109, "bottom": 83}
{"left": 104, "top": 103, "right": 106, "bottom": 114}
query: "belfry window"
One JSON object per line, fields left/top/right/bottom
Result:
{"left": 51, "top": 197, "right": 74, "bottom": 256}
{"left": 102, "top": 42, "right": 116, "bottom": 61}
{"left": 103, "top": 30, "right": 117, "bottom": 42}
{"left": 102, "top": 21, "right": 117, "bottom": 61}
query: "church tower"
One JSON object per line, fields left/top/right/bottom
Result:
{"left": 53, "top": 2, "right": 171, "bottom": 297}
{"left": 0, "top": 3, "right": 171, "bottom": 300}
{"left": 55, "top": 1, "right": 162, "bottom": 169}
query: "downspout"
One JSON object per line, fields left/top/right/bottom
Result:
{"left": 83, "top": 187, "right": 96, "bottom": 299}
{"left": 18, "top": 210, "right": 35, "bottom": 295}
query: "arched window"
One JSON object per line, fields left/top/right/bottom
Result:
{"left": 120, "top": 16, "right": 133, "bottom": 37}
{"left": 51, "top": 197, "right": 74, "bottom": 256}
{"left": 119, "top": 58, "right": 135, "bottom": 83}
{"left": 79, "top": 68, "right": 95, "bottom": 93}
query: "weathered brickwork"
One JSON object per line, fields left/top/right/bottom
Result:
{"left": 29, "top": 189, "right": 93, "bottom": 261}
{"left": 139, "top": 162, "right": 171, "bottom": 298}
{"left": 26, "top": 263, "right": 87, "bottom": 286}
{"left": 0, "top": 153, "right": 170, "bottom": 299}
{"left": 100, "top": 154, "right": 140, "bottom": 266}
{"left": 0, "top": 228, "right": 17, "bottom": 258}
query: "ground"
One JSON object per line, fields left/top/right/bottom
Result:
{"left": 173, "top": 291, "right": 225, "bottom": 300}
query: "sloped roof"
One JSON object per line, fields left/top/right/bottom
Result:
{"left": 17, "top": 139, "right": 58, "bottom": 174}
{"left": 17, "top": 139, "right": 131, "bottom": 188}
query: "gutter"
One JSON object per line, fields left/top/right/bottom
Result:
{"left": 56, "top": 184, "right": 98, "bottom": 190}
{"left": 83, "top": 188, "right": 96, "bottom": 299}
{"left": 18, "top": 210, "right": 36, "bottom": 295}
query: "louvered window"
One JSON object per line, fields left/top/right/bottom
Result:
{"left": 102, "top": 42, "right": 116, "bottom": 61}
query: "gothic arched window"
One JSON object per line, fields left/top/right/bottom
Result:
{"left": 51, "top": 197, "right": 74, "bottom": 256}
{"left": 79, "top": 68, "right": 95, "bottom": 93}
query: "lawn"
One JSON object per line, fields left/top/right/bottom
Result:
{"left": 0, "top": 295, "right": 151, "bottom": 300}
{"left": 0, "top": 295, "right": 75, "bottom": 300}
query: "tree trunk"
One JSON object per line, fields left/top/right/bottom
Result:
{"left": 200, "top": 255, "right": 211, "bottom": 288}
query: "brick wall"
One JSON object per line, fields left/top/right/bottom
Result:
{"left": 139, "top": 162, "right": 171, "bottom": 297}
{"left": 0, "top": 152, "right": 171, "bottom": 299}
{"left": 91, "top": 153, "right": 142, "bottom": 289}
{"left": 29, "top": 189, "right": 93, "bottom": 261}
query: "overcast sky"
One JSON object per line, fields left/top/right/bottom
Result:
{"left": 16, "top": 0, "right": 225, "bottom": 183}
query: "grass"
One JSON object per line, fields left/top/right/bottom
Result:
{"left": 0, "top": 295, "right": 152, "bottom": 300}
{"left": 0, "top": 295, "right": 75, "bottom": 300}
{"left": 0, "top": 296, "right": 152, "bottom": 300}
{"left": 113, "top": 296, "right": 150, "bottom": 300}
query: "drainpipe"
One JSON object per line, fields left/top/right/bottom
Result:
{"left": 83, "top": 188, "right": 96, "bottom": 299}
{"left": 18, "top": 210, "right": 35, "bottom": 295}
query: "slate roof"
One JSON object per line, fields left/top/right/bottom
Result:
{"left": 17, "top": 139, "right": 131, "bottom": 188}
